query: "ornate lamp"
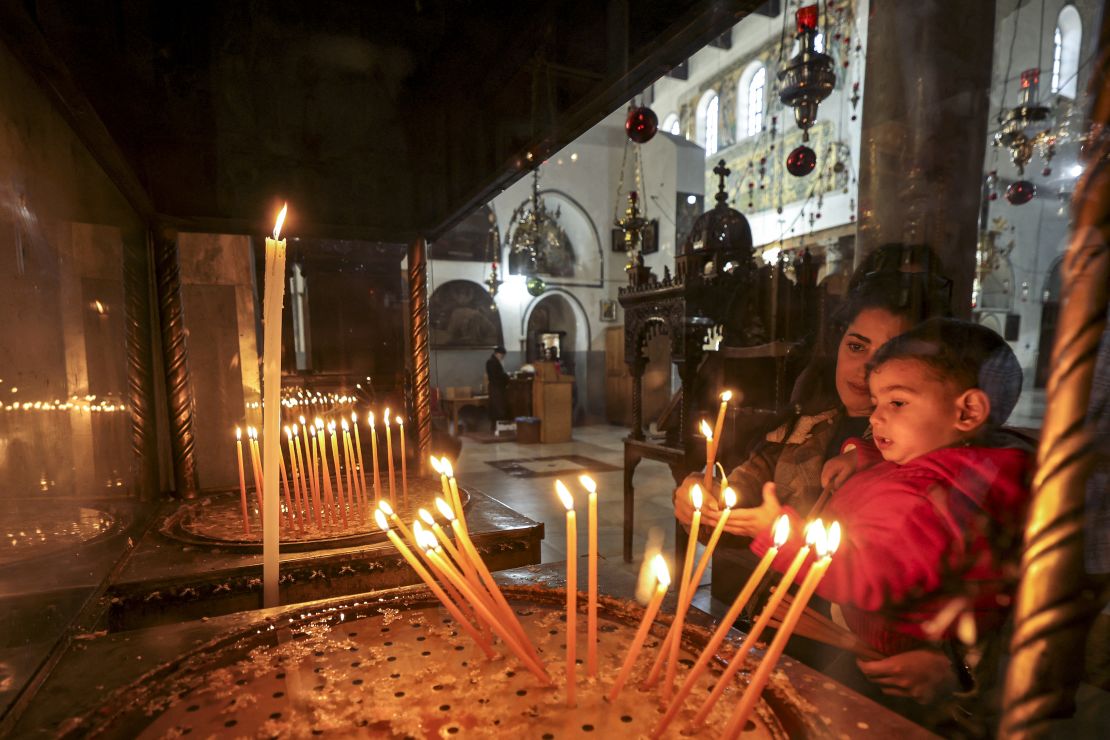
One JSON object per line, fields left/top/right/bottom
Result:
{"left": 505, "top": 169, "right": 562, "bottom": 276}
{"left": 994, "top": 68, "right": 1056, "bottom": 204}
{"left": 778, "top": 4, "right": 836, "bottom": 176}
{"left": 484, "top": 225, "right": 502, "bottom": 307}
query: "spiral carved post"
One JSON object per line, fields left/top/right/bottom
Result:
{"left": 409, "top": 237, "right": 432, "bottom": 475}
{"left": 124, "top": 231, "right": 159, "bottom": 499}
{"left": 1000, "top": 16, "right": 1110, "bottom": 736}
{"left": 154, "top": 226, "right": 199, "bottom": 499}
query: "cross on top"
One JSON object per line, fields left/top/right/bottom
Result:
{"left": 712, "top": 159, "right": 730, "bottom": 205}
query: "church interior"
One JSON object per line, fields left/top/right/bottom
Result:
{"left": 1, "top": 0, "right": 1108, "bottom": 736}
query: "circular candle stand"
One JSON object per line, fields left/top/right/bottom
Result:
{"left": 69, "top": 586, "right": 827, "bottom": 739}
{"left": 160, "top": 476, "right": 471, "bottom": 553}
{"left": 0, "top": 501, "right": 122, "bottom": 567}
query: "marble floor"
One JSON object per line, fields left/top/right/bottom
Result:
{"left": 455, "top": 423, "right": 723, "bottom": 615}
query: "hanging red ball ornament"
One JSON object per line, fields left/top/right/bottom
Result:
{"left": 625, "top": 106, "right": 659, "bottom": 144}
{"left": 1006, "top": 180, "right": 1036, "bottom": 205}
{"left": 786, "top": 145, "right": 817, "bottom": 177}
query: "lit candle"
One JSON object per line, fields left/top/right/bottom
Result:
{"left": 298, "top": 416, "right": 316, "bottom": 511}
{"left": 700, "top": 420, "right": 715, "bottom": 488}
{"left": 286, "top": 426, "right": 305, "bottom": 530}
{"left": 261, "top": 204, "right": 288, "bottom": 606}
{"left": 708, "top": 390, "right": 732, "bottom": 474}
{"left": 417, "top": 528, "right": 550, "bottom": 683}
{"left": 397, "top": 414, "right": 408, "bottom": 508}
{"left": 384, "top": 408, "right": 396, "bottom": 506}
{"left": 341, "top": 418, "right": 360, "bottom": 519}
{"left": 722, "top": 522, "right": 842, "bottom": 739}
{"left": 326, "top": 421, "right": 344, "bottom": 525}
{"left": 411, "top": 512, "right": 481, "bottom": 633}
{"left": 690, "top": 520, "right": 824, "bottom": 728}
{"left": 441, "top": 458, "right": 466, "bottom": 535}
{"left": 277, "top": 430, "right": 296, "bottom": 532}
{"left": 373, "top": 510, "right": 495, "bottom": 658}
{"left": 430, "top": 499, "right": 485, "bottom": 595}
{"left": 579, "top": 474, "right": 599, "bottom": 677}
{"left": 556, "top": 480, "right": 578, "bottom": 707}
{"left": 608, "top": 554, "right": 671, "bottom": 702}
{"left": 294, "top": 423, "right": 318, "bottom": 529}
{"left": 316, "top": 419, "right": 336, "bottom": 525}
{"left": 352, "top": 412, "right": 368, "bottom": 510}
{"left": 369, "top": 412, "right": 381, "bottom": 504}
{"left": 419, "top": 507, "right": 466, "bottom": 568}
{"left": 653, "top": 514, "right": 790, "bottom": 738}
{"left": 660, "top": 483, "right": 704, "bottom": 698}
{"left": 430, "top": 455, "right": 449, "bottom": 500}
{"left": 248, "top": 427, "right": 265, "bottom": 518}
{"left": 235, "top": 427, "right": 250, "bottom": 535}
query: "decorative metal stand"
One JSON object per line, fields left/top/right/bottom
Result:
{"left": 1000, "top": 17, "right": 1110, "bottom": 736}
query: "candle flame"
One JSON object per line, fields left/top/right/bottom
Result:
{"left": 805, "top": 519, "right": 826, "bottom": 551}
{"left": 722, "top": 486, "right": 737, "bottom": 508}
{"left": 441, "top": 459, "right": 454, "bottom": 478}
{"left": 351, "top": 411, "right": 358, "bottom": 422}
{"left": 368, "top": 411, "right": 375, "bottom": 428}
{"left": 373, "top": 509, "right": 389, "bottom": 532}
{"left": 341, "top": 418, "right": 349, "bottom": 431}
{"left": 418, "top": 508, "right": 435, "bottom": 525}
{"left": 315, "top": 417, "right": 324, "bottom": 430}
{"left": 824, "top": 521, "right": 842, "bottom": 556}
{"left": 235, "top": 426, "right": 242, "bottom": 440}
{"left": 435, "top": 497, "right": 456, "bottom": 521}
{"left": 772, "top": 514, "right": 791, "bottom": 547}
{"left": 428, "top": 455, "right": 442, "bottom": 473}
{"left": 383, "top": 408, "right": 391, "bottom": 425}
{"left": 720, "top": 390, "right": 733, "bottom": 402}
{"left": 379, "top": 500, "right": 395, "bottom": 517}
{"left": 417, "top": 527, "right": 438, "bottom": 551}
{"left": 299, "top": 415, "right": 306, "bottom": 425}
{"left": 328, "top": 421, "right": 336, "bottom": 433}
{"left": 273, "top": 203, "right": 288, "bottom": 240}
{"left": 412, "top": 519, "right": 427, "bottom": 542}
{"left": 578, "top": 474, "right": 597, "bottom": 494}
{"left": 292, "top": 423, "right": 299, "bottom": 434}
{"left": 555, "top": 480, "right": 574, "bottom": 510}
{"left": 691, "top": 484, "right": 704, "bottom": 511}
{"left": 652, "top": 554, "right": 671, "bottom": 588}
{"left": 699, "top": 419, "right": 713, "bottom": 440}
{"left": 395, "top": 415, "right": 402, "bottom": 425}
{"left": 285, "top": 426, "right": 292, "bottom": 438}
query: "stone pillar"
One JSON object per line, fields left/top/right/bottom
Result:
{"left": 855, "top": 0, "right": 995, "bottom": 317}
{"left": 153, "top": 226, "right": 199, "bottom": 498}
{"left": 408, "top": 237, "right": 432, "bottom": 474}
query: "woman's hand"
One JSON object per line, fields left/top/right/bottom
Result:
{"left": 673, "top": 474, "right": 708, "bottom": 528}
{"left": 820, "top": 447, "right": 858, "bottom": 491}
{"left": 707, "top": 481, "right": 782, "bottom": 537}
{"left": 856, "top": 649, "right": 960, "bottom": 705}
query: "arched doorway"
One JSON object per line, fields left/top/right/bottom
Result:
{"left": 523, "top": 291, "right": 590, "bottom": 419}
{"left": 1035, "top": 258, "right": 1064, "bottom": 388}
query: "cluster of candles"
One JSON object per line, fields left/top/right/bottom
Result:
{"left": 232, "top": 408, "right": 408, "bottom": 536}
{"left": 1, "top": 394, "right": 127, "bottom": 413}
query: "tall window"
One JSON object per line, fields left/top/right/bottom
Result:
{"left": 1052, "top": 5, "right": 1082, "bottom": 99}
{"left": 705, "top": 95, "right": 719, "bottom": 155}
{"left": 746, "top": 66, "right": 766, "bottom": 136}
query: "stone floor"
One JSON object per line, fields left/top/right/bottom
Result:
{"left": 455, "top": 423, "right": 723, "bottom": 616}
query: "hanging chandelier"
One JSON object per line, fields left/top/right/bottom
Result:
{"left": 505, "top": 169, "right": 562, "bottom": 282}
{"left": 994, "top": 68, "right": 1056, "bottom": 204}
{"left": 484, "top": 224, "right": 502, "bottom": 306}
{"left": 778, "top": 4, "right": 836, "bottom": 177}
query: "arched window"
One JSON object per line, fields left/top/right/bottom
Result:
{"left": 746, "top": 66, "right": 766, "bottom": 136}
{"left": 1052, "top": 5, "right": 1082, "bottom": 99}
{"left": 661, "top": 113, "right": 680, "bottom": 136}
{"left": 705, "top": 95, "right": 719, "bottom": 155}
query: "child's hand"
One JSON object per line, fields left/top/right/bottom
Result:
{"left": 820, "top": 448, "right": 858, "bottom": 491}
{"left": 717, "top": 482, "right": 782, "bottom": 537}
{"left": 856, "top": 649, "right": 959, "bottom": 705}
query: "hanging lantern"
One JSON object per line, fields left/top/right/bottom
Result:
{"left": 778, "top": 5, "right": 836, "bottom": 140}
{"left": 1006, "top": 180, "right": 1036, "bottom": 205}
{"left": 625, "top": 106, "right": 659, "bottom": 144}
{"left": 505, "top": 169, "right": 563, "bottom": 276}
{"left": 786, "top": 145, "right": 817, "bottom": 177}
{"left": 994, "top": 68, "right": 1056, "bottom": 182}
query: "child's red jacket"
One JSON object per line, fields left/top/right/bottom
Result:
{"left": 751, "top": 442, "right": 1031, "bottom": 655}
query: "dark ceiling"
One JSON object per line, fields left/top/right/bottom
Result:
{"left": 1, "top": 0, "right": 759, "bottom": 242}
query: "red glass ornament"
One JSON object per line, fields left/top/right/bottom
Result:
{"left": 625, "top": 106, "right": 659, "bottom": 144}
{"left": 796, "top": 4, "right": 819, "bottom": 31}
{"left": 786, "top": 145, "right": 817, "bottom": 177}
{"left": 1006, "top": 180, "right": 1036, "bottom": 205}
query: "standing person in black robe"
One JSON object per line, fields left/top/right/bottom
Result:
{"left": 486, "top": 346, "right": 510, "bottom": 432}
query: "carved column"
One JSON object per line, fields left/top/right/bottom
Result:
{"left": 855, "top": 0, "right": 995, "bottom": 316}
{"left": 409, "top": 237, "right": 432, "bottom": 474}
{"left": 1000, "top": 15, "right": 1110, "bottom": 735}
{"left": 153, "top": 226, "right": 198, "bottom": 498}
{"left": 123, "top": 231, "right": 159, "bottom": 498}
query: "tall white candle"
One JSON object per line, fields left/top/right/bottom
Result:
{"left": 262, "top": 204, "right": 288, "bottom": 607}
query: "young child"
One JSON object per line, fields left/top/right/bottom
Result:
{"left": 745, "top": 318, "right": 1031, "bottom": 657}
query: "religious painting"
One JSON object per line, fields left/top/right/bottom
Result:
{"left": 599, "top": 299, "right": 618, "bottom": 322}
{"left": 429, "top": 280, "right": 504, "bottom": 349}
{"left": 429, "top": 205, "right": 497, "bottom": 261}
